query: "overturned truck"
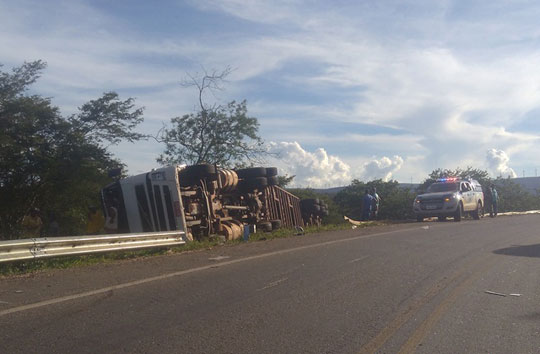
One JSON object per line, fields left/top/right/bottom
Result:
{"left": 100, "top": 165, "right": 304, "bottom": 241}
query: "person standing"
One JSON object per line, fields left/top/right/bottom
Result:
{"left": 483, "top": 185, "right": 493, "bottom": 217}
{"left": 46, "top": 212, "right": 60, "bottom": 236}
{"left": 370, "top": 187, "right": 381, "bottom": 220}
{"left": 491, "top": 185, "right": 499, "bottom": 217}
{"left": 87, "top": 206, "right": 105, "bottom": 234}
{"left": 104, "top": 204, "right": 118, "bottom": 234}
{"left": 21, "top": 208, "right": 43, "bottom": 238}
{"left": 86, "top": 206, "right": 105, "bottom": 235}
{"left": 362, "top": 189, "right": 374, "bottom": 221}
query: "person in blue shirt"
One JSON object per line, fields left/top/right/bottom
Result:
{"left": 362, "top": 189, "right": 374, "bottom": 221}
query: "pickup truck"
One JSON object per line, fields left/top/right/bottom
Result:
{"left": 413, "top": 178, "right": 485, "bottom": 222}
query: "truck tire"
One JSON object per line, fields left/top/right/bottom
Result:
{"left": 266, "top": 167, "right": 278, "bottom": 177}
{"left": 267, "top": 175, "right": 279, "bottom": 186}
{"left": 416, "top": 216, "right": 424, "bottom": 222}
{"left": 257, "top": 221, "right": 273, "bottom": 232}
{"left": 179, "top": 164, "right": 217, "bottom": 186}
{"left": 270, "top": 219, "right": 282, "bottom": 230}
{"left": 236, "top": 167, "right": 267, "bottom": 179}
{"left": 238, "top": 177, "right": 268, "bottom": 192}
{"left": 454, "top": 203, "right": 463, "bottom": 222}
{"left": 301, "top": 198, "right": 320, "bottom": 206}
{"left": 472, "top": 202, "right": 481, "bottom": 220}
{"left": 438, "top": 216, "right": 446, "bottom": 222}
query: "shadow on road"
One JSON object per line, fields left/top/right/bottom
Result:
{"left": 493, "top": 244, "right": 540, "bottom": 258}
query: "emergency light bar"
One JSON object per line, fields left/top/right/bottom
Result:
{"left": 437, "top": 177, "right": 457, "bottom": 182}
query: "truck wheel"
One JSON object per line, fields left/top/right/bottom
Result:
{"left": 236, "top": 167, "right": 267, "bottom": 178}
{"left": 454, "top": 203, "right": 462, "bottom": 222}
{"left": 257, "top": 221, "right": 273, "bottom": 232}
{"left": 301, "top": 198, "right": 320, "bottom": 206}
{"left": 416, "top": 216, "right": 424, "bottom": 222}
{"left": 438, "top": 216, "right": 446, "bottom": 222}
{"left": 266, "top": 167, "right": 278, "bottom": 177}
{"left": 472, "top": 202, "right": 481, "bottom": 220}
{"left": 267, "top": 175, "right": 279, "bottom": 186}
{"left": 179, "top": 164, "right": 217, "bottom": 186}
{"left": 238, "top": 177, "right": 268, "bottom": 192}
{"left": 270, "top": 219, "right": 282, "bottom": 230}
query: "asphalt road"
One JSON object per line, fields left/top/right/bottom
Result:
{"left": 2, "top": 215, "right": 540, "bottom": 354}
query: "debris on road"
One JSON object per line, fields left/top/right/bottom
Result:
{"left": 485, "top": 290, "right": 506, "bottom": 297}
{"left": 421, "top": 226, "right": 429, "bottom": 230}
{"left": 509, "top": 293, "right": 522, "bottom": 297}
{"left": 14, "top": 290, "right": 23, "bottom": 294}
{"left": 208, "top": 256, "right": 230, "bottom": 261}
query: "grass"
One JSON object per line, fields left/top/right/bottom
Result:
{"left": 0, "top": 221, "right": 384, "bottom": 277}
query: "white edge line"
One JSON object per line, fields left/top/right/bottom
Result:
{"left": 0, "top": 226, "right": 411, "bottom": 317}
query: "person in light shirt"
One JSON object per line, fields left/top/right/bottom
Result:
{"left": 21, "top": 208, "right": 43, "bottom": 238}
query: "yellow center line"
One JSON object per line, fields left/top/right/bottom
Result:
{"left": 358, "top": 253, "right": 493, "bottom": 354}
{"left": 398, "top": 255, "right": 498, "bottom": 354}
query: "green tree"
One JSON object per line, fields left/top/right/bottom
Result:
{"left": 277, "top": 174, "right": 295, "bottom": 188}
{"left": 334, "top": 179, "right": 415, "bottom": 221}
{"left": 70, "top": 91, "right": 145, "bottom": 145}
{"left": 493, "top": 178, "right": 540, "bottom": 212}
{"left": 157, "top": 68, "right": 265, "bottom": 167}
{"left": 0, "top": 61, "right": 144, "bottom": 239}
{"left": 418, "top": 167, "right": 491, "bottom": 193}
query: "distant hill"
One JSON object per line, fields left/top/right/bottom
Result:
{"left": 504, "top": 176, "right": 540, "bottom": 194}
{"left": 306, "top": 177, "right": 540, "bottom": 196}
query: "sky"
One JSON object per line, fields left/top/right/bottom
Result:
{"left": 2, "top": 0, "right": 540, "bottom": 187}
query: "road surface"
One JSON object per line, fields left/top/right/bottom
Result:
{"left": 2, "top": 215, "right": 540, "bottom": 353}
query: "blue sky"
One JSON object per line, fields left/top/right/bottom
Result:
{"left": 2, "top": 0, "right": 540, "bottom": 187}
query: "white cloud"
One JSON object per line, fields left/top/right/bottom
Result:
{"left": 267, "top": 141, "right": 351, "bottom": 188}
{"left": 4, "top": 0, "right": 540, "bottom": 182}
{"left": 360, "top": 156, "right": 404, "bottom": 182}
{"left": 486, "top": 149, "right": 517, "bottom": 178}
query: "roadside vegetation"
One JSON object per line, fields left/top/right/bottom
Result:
{"left": 0, "top": 222, "right": 364, "bottom": 277}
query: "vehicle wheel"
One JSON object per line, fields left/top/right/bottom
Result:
{"left": 238, "top": 177, "right": 268, "bottom": 192}
{"left": 472, "top": 202, "right": 481, "bottom": 220}
{"left": 179, "top": 164, "right": 217, "bottom": 186}
{"left": 266, "top": 167, "right": 278, "bottom": 177}
{"left": 416, "top": 216, "right": 424, "bottom": 222}
{"left": 309, "top": 204, "right": 321, "bottom": 213}
{"left": 301, "top": 198, "right": 320, "bottom": 206}
{"left": 236, "top": 167, "right": 267, "bottom": 179}
{"left": 438, "top": 216, "right": 446, "bottom": 222}
{"left": 270, "top": 219, "right": 282, "bottom": 230}
{"left": 257, "top": 221, "right": 273, "bottom": 232}
{"left": 267, "top": 175, "right": 279, "bottom": 186}
{"left": 454, "top": 203, "right": 462, "bottom": 222}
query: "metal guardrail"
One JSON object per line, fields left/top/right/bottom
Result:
{"left": 0, "top": 231, "right": 186, "bottom": 263}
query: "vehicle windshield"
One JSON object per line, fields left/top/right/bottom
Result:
{"left": 427, "top": 182, "right": 458, "bottom": 193}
